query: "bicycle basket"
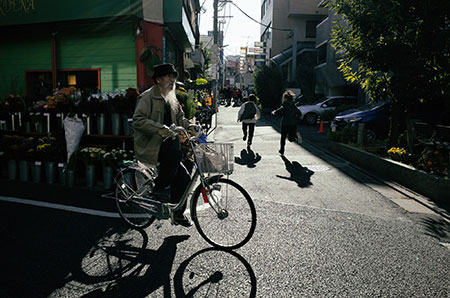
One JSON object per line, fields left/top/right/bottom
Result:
{"left": 193, "top": 143, "right": 234, "bottom": 174}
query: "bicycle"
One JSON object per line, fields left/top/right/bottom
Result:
{"left": 110, "top": 125, "right": 256, "bottom": 250}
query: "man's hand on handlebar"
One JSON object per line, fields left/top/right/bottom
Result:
{"left": 158, "top": 125, "right": 173, "bottom": 138}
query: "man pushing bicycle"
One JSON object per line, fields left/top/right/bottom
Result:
{"left": 133, "top": 63, "right": 198, "bottom": 227}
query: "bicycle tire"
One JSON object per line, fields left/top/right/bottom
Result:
{"left": 190, "top": 177, "right": 256, "bottom": 249}
{"left": 115, "top": 167, "right": 156, "bottom": 229}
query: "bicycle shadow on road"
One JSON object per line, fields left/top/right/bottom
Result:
{"left": 81, "top": 233, "right": 190, "bottom": 298}
{"left": 276, "top": 155, "right": 314, "bottom": 188}
{"left": 235, "top": 148, "right": 262, "bottom": 168}
{"left": 173, "top": 247, "right": 257, "bottom": 297}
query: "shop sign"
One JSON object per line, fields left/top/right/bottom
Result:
{"left": 0, "top": 0, "right": 35, "bottom": 16}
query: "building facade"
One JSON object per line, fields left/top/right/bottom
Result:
{"left": 260, "top": 0, "right": 327, "bottom": 93}
{"left": 314, "top": 0, "right": 359, "bottom": 97}
{"left": 0, "top": 0, "right": 200, "bottom": 98}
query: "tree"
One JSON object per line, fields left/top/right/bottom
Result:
{"left": 330, "top": 0, "right": 450, "bottom": 146}
{"left": 254, "top": 64, "right": 286, "bottom": 109}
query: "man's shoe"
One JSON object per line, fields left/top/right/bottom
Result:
{"left": 243, "top": 134, "right": 247, "bottom": 141}
{"left": 174, "top": 215, "right": 192, "bottom": 227}
{"left": 278, "top": 149, "right": 284, "bottom": 156}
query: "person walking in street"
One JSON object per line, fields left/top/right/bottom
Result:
{"left": 271, "top": 90, "right": 302, "bottom": 155}
{"left": 133, "top": 63, "right": 197, "bottom": 227}
{"left": 237, "top": 94, "right": 261, "bottom": 148}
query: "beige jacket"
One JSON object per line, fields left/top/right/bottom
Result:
{"left": 133, "top": 86, "right": 191, "bottom": 165}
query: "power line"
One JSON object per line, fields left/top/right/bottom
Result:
{"left": 229, "top": 1, "right": 291, "bottom": 32}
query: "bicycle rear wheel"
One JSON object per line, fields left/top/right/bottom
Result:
{"left": 115, "top": 167, "right": 155, "bottom": 229}
{"left": 190, "top": 177, "right": 256, "bottom": 249}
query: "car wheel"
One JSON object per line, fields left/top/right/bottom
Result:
{"left": 305, "top": 113, "right": 318, "bottom": 125}
{"left": 365, "top": 129, "right": 376, "bottom": 143}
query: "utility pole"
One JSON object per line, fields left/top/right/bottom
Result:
{"left": 212, "top": 0, "right": 219, "bottom": 103}
{"left": 291, "top": 27, "right": 297, "bottom": 83}
{"left": 213, "top": 0, "right": 219, "bottom": 44}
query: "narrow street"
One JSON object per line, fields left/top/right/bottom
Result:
{"left": 1, "top": 106, "right": 449, "bottom": 297}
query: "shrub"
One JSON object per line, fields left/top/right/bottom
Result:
{"left": 328, "top": 127, "right": 357, "bottom": 144}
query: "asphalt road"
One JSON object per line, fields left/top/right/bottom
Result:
{"left": 1, "top": 105, "right": 449, "bottom": 297}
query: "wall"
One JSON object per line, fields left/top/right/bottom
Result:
{"left": 0, "top": 0, "right": 142, "bottom": 26}
{"left": 0, "top": 21, "right": 137, "bottom": 97}
{"left": 57, "top": 22, "right": 137, "bottom": 91}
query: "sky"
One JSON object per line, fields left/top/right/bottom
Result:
{"left": 198, "top": 0, "right": 261, "bottom": 56}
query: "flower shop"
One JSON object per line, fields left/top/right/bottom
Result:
{"left": 0, "top": 87, "right": 138, "bottom": 189}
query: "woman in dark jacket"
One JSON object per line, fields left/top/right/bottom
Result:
{"left": 271, "top": 90, "right": 302, "bottom": 155}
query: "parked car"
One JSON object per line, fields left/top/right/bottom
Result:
{"left": 331, "top": 100, "right": 391, "bottom": 141}
{"left": 297, "top": 96, "right": 358, "bottom": 125}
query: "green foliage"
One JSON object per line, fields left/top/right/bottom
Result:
{"left": 415, "top": 144, "right": 449, "bottom": 177}
{"left": 328, "top": 127, "right": 357, "bottom": 144}
{"left": 254, "top": 64, "right": 286, "bottom": 109}
{"left": 329, "top": 0, "right": 450, "bottom": 145}
{"left": 139, "top": 46, "right": 162, "bottom": 75}
{"left": 176, "top": 89, "right": 196, "bottom": 119}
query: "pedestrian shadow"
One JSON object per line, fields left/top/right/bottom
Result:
{"left": 276, "top": 155, "right": 314, "bottom": 187}
{"left": 234, "top": 148, "right": 262, "bottom": 168}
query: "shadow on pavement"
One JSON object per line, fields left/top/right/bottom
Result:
{"left": 421, "top": 217, "right": 450, "bottom": 244}
{"left": 81, "top": 234, "right": 190, "bottom": 297}
{"left": 276, "top": 155, "right": 314, "bottom": 188}
{"left": 234, "top": 148, "right": 262, "bottom": 168}
{"left": 173, "top": 247, "right": 257, "bottom": 297}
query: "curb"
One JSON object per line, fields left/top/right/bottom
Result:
{"left": 329, "top": 142, "right": 450, "bottom": 202}
{"left": 262, "top": 113, "right": 450, "bottom": 219}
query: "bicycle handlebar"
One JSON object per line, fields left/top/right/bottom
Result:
{"left": 164, "top": 124, "right": 203, "bottom": 143}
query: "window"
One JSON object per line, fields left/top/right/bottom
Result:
{"left": 317, "top": 43, "right": 327, "bottom": 64}
{"left": 57, "top": 69, "right": 100, "bottom": 91}
{"left": 306, "top": 20, "right": 320, "bottom": 38}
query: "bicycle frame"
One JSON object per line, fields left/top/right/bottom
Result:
{"left": 114, "top": 126, "right": 227, "bottom": 224}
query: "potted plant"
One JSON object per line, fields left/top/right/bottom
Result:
{"left": 99, "top": 149, "right": 118, "bottom": 189}
{"left": 36, "top": 136, "right": 61, "bottom": 184}
{"left": 79, "top": 147, "right": 101, "bottom": 187}
{"left": 1, "top": 134, "right": 23, "bottom": 179}
{"left": 16, "top": 137, "right": 37, "bottom": 182}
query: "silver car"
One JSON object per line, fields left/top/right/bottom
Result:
{"left": 297, "top": 96, "right": 358, "bottom": 125}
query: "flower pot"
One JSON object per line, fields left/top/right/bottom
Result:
{"left": 122, "top": 115, "right": 132, "bottom": 136}
{"left": 57, "top": 163, "right": 66, "bottom": 185}
{"left": 45, "top": 161, "right": 56, "bottom": 184}
{"left": 111, "top": 113, "right": 121, "bottom": 135}
{"left": 7, "top": 159, "right": 17, "bottom": 180}
{"left": 24, "top": 122, "right": 31, "bottom": 132}
{"left": 96, "top": 113, "right": 105, "bottom": 135}
{"left": 85, "top": 164, "right": 96, "bottom": 187}
{"left": 66, "top": 169, "right": 75, "bottom": 188}
{"left": 18, "top": 160, "right": 29, "bottom": 182}
{"left": 103, "top": 166, "right": 113, "bottom": 190}
{"left": 31, "top": 161, "right": 42, "bottom": 183}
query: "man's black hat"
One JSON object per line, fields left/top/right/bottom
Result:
{"left": 152, "top": 63, "right": 178, "bottom": 82}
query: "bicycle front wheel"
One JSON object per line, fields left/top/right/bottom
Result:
{"left": 115, "top": 167, "right": 155, "bottom": 229}
{"left": 190, "top": 177, "right": 256, "bottom": 249}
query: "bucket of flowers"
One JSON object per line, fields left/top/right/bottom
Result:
{"left": 36, "top": 136, "right": 61, "bottom": 183}
{"left": 100, "top": 148, "right": 119, "bottom": 189}
{"left": 79, "top": 146, "right": 101, "bottom": 187}
{"left": 387, "top": 147, "right": 411, "bottom": 164}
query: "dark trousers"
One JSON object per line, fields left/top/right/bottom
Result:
{"left": 242, "top": 122, "right": 255, "bottom": 144}
{"left": 280, "top": 124, "right": 297, "bottom": 152}
{"left": 154, "top": 140, "right": 191, "bottom": 210}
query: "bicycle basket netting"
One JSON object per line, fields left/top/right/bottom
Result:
{"left": 193, "top": 143, "right": 234, "bottom": 174}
